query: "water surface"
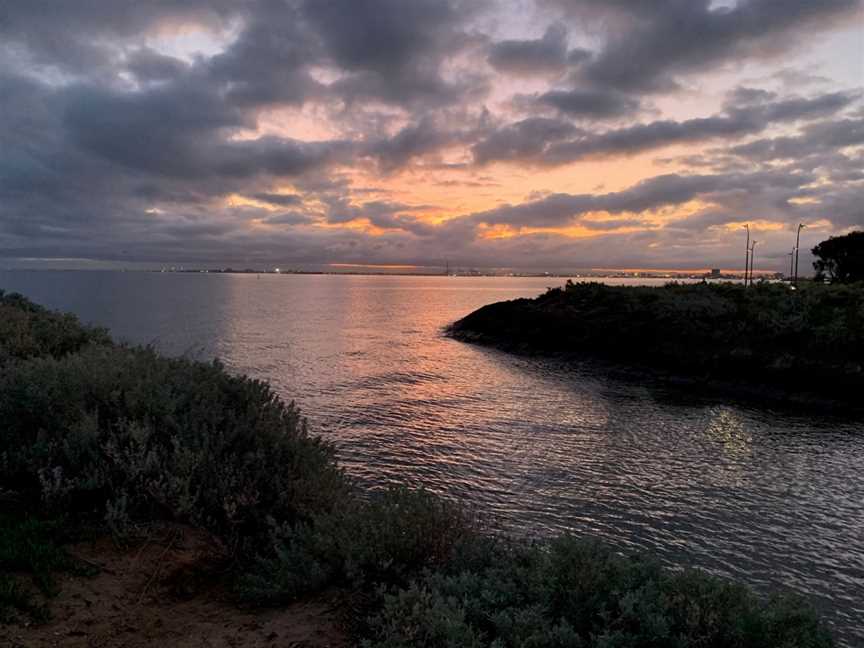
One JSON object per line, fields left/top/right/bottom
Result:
{"left": 2, "top": 271, "right": 862, "bottom": 643}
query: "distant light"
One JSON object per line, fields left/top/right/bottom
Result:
{"left": 275, "top": 267, "right": 281, "bottom": 273}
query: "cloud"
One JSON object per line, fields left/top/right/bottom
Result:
{"left": 0, "top": 0, "right": 236, "bottom": 75}
{"left": 301, "top": 0, "right": 485, "bottom": 108}
{"left": 124, "top": 48, "right": 189, "bottom": 81}
{"left": 464, "top": 169, "right": 817, "bottom": 229}
{"left": 364, "top": 118, "right": 460, "bottom": 171}
{"left": 548, "top": 0, "right": 862, "bottom": 92}
{"left": 0, "top": 0, "right": 859, "bottom": 270}
{"left": 537, "top": 88, "right": 641, "bottom": 118}
{"left": 472, "top": 117, "right": 580, "bottom": 164}
{"left": 264, "top": 211, "right": 316, "bottom": 225}
{"left": 487, "top": 23, "right": 577, "bottom": 75}
{"left": 727, "top": 117, "right": 864, "bottom": 162}
{"left": 205, "top": 2, "right": 324, "bottom": 108}
{"left": 474, "top": 90, "right": 858, "bottom": 165}
{"left": 249, "top": 193, "right": 304, "bottom": 207}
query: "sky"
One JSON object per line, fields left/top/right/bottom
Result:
{"left": 1, "top": 0, "right": 862, "bottom": 272}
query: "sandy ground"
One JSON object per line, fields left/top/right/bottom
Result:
{"left": 1, "top": 524, "right": 349, "bottom": 648}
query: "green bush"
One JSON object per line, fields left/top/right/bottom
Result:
{"left": 318, "top": 487, "right": 478, "bottom": 587}
{"left": 0, "top": 345, "right": 349, "bottom": 550}
{"left": 363, "top": 537, "right": 834, "bottom": 648}
{"left": 237, "top": 487, "right": 480, "bottom": 604}
{"left": 0, "top": 290, "right": 110, "bottom": 365}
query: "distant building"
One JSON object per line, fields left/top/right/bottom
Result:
{"left": 709, "top": 268, "right": 721, "bottom": 278}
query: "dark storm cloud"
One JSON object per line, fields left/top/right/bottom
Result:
{"left": 301, "top": 0, "right": 485, "bottom": 107}
{"left": 0, "top": 0, "right": 236, "bottom": 73}
{"left": 466, "top": 170, "right": 815, "bottom": 229}
{"left": 205, "top": 1, "right": 325, "bottom": 108}
{"left": 472, "top": 117, "right": 581, "bottom": 164}
{"left": 537, "top": 88, "right": 640, "bottom": 118}
{"left": 302, "top": 0, "right": 459, "bottom": 72}
{"left": 61, "top": 82, "right": 247, "bottom": 178}
{"left": 59, "top": 79, "right": 352, "bottom": 181}
{"left": 217, "top": 136, "right": 352, "bottom": 179}
{"left": 475, "top": 90, "right": 857, "bottom": 166}
{"left": 264, "top": 211, "right": 316, "bottom": 225}
{"left": 364, "top": 118, "right": 464, "bottom": 172}
{"left": 321, "top": 199, "right": 437, "bottom": 235}
{"left": 487, "top": 23, "right": 579, "bottom": 75}
{"left": 548, "top": 0, "right": 862, "bottom": 92}
{"left": 367, "top": 212, "right": 436, "bottom": 237}
{"left": 727, "top": 118, "right": 864, "bottom": 162}
{"left": 124, "top": 48, "right": 189, "bottom": 82}
{"left": 249, "top": 193, "right": 304, "bottom": 207}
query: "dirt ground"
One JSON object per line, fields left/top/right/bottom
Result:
{"left": 1, "top": 524, "right": 350, "bottom": 648}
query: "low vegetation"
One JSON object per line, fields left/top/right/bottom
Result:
{"left": 364, "top": 538, "right": 833, "bottom": 648}
{"left": 0, "top": 289, "right": 837, "bottom": 645}
{"left": 449, "top": 281, "right": 864, "bottom": 402}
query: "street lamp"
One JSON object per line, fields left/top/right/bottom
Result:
{"left": 743, "top": 224, "right": 750, "bottom": 287}
{"left": 794, "top": 223, "right": 806, "bottom": 286}
{"left": 749, "top": 240, "right": 758, "bottom": 286}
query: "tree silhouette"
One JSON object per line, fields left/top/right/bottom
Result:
{"left": 812, "top": 231, "right": 864, "bottom": 283}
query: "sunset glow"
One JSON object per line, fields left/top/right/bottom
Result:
{"left": 1, "top": 0, "right": 861, "bottom": 271}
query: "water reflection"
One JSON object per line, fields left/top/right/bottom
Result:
{"left": 1, "top": 270, "right": 862, "bottom": 644}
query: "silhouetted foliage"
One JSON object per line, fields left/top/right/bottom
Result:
{"left": 449, "top": 281, "right": 864, "bottom": 402}
{"left": 812, "top": 230, "right": 864, "bottom": 283}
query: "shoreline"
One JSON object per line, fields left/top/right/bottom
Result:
{"left": 447, "top": 281, "right": 864, "bottom": 411}
{"left": 447, "top": 325, "right": 864, "bottom": 416}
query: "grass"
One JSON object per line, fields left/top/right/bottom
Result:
{"left": 0, "top": 290, "right": 839, "bottom": 645}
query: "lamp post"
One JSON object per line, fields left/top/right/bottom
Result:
{"left": 793, "top": 223, "right": 805, "bottom": 287}
{"left": 749, "top": 240, "right": 758, "bottom": 286}
{"left": 743, "top": 224, "right": 750, "bottom": 287}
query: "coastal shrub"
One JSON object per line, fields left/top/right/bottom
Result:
{"left": 316, "top": 487, "right": 478, "bottom": 587}
{"left": 237, "top": 487, "right": 480, "bottom": 604}
{"left": 363, "top": 537, "right": 835, "bottom": 648}
{"left": 0, "top": 290, "right": 109, "bottom": 365}
{"left": 0, "top": 343, "right": 349, "bottom": 550}
{"left": 236, "top": 520, "right": 333, "bottom": 605}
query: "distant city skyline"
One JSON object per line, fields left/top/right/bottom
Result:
{"left": 1, "top": 0, "right": 862, "bottom": 272}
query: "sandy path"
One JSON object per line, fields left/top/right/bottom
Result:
{"left": 1, "top": 525, "right": 349, "bottom": 648}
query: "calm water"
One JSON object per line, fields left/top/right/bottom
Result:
{"left": 2, "top": 271, "right": 862, "bottom": 643}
